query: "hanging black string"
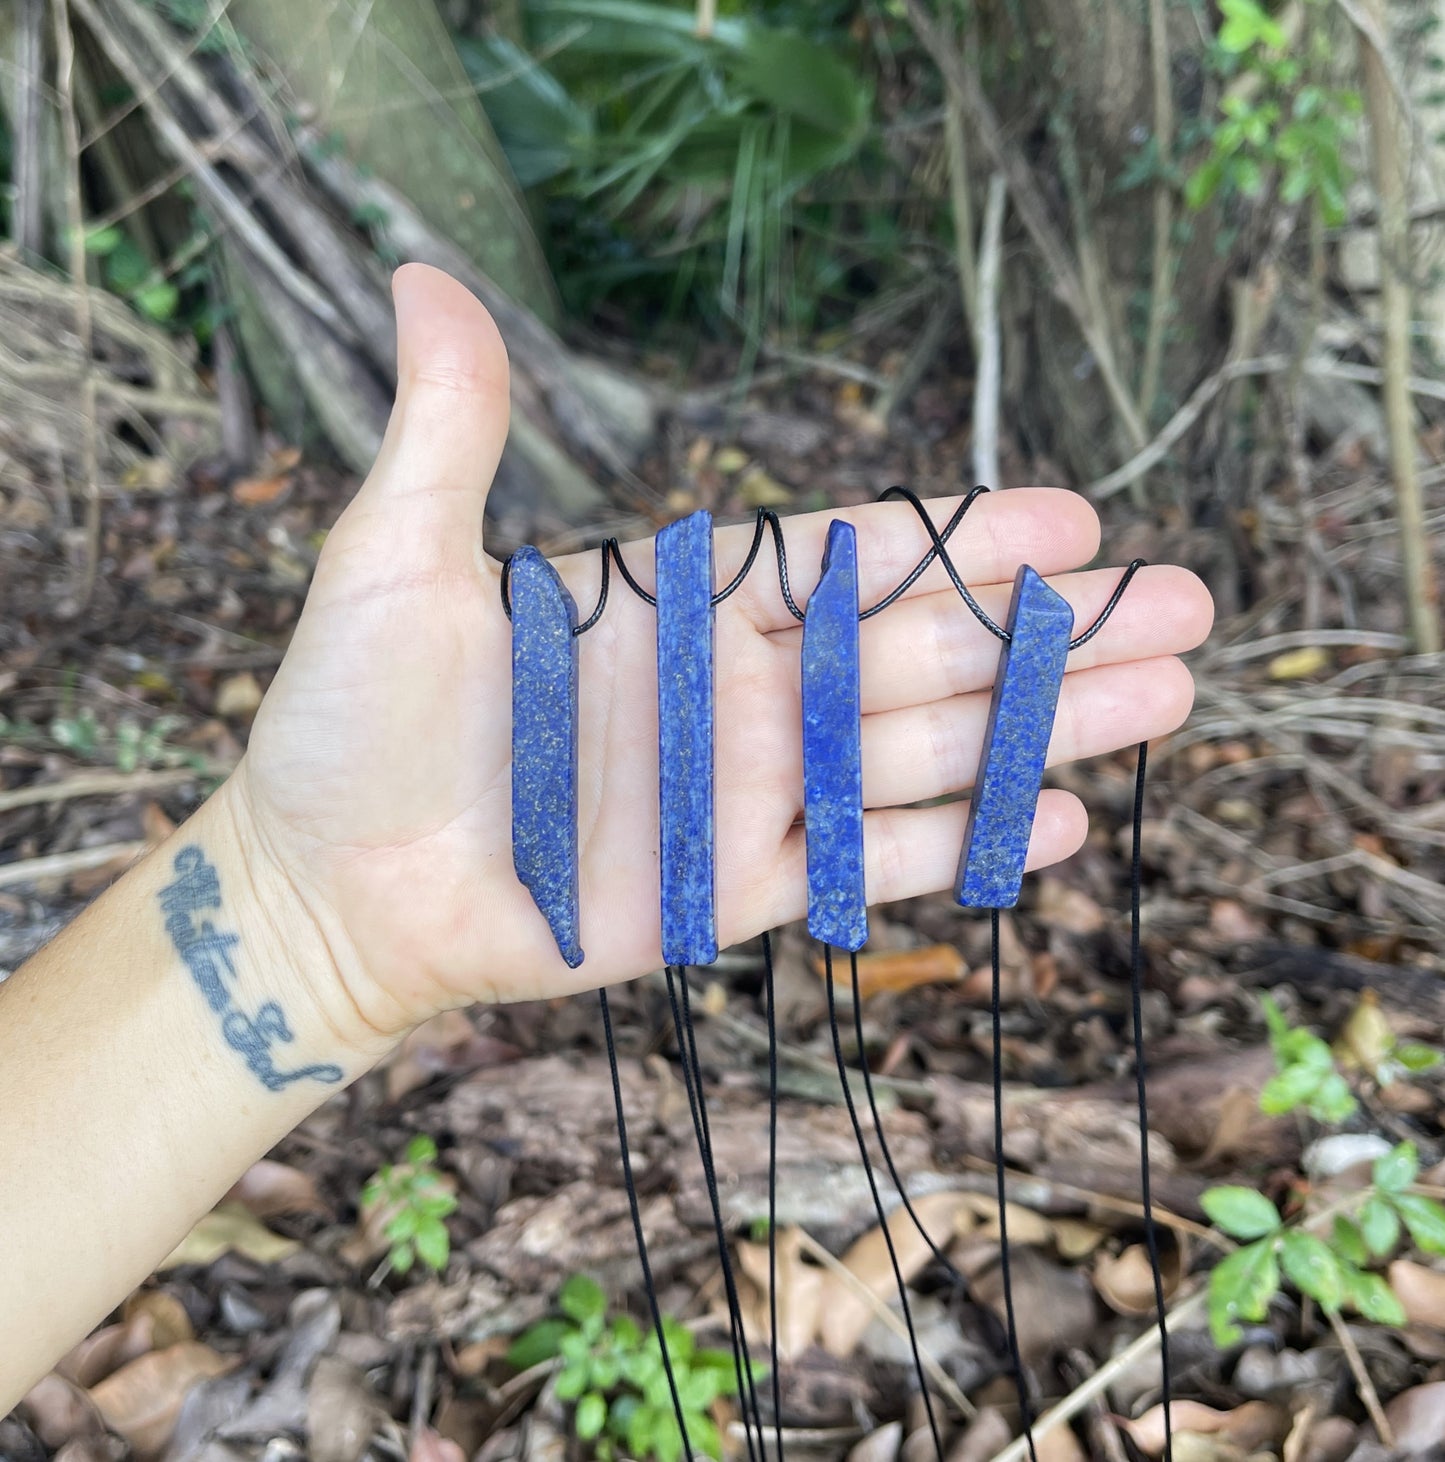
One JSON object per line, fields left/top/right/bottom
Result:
{"left": 990, "top": 909, "right": 1039, "bottom": 1462}
{"left": 597, "top": 988, "right": 694, "bottom": 1462}
{"left": 1129, "top": 741, "right": 1173, "bottom": 1462}
{"left": 505, "top": 487, "right": 1166, "bottom": 1462}
{"left": 762, "top": 932, "right": 785, "bottom": 1462}
{"left": 845, "top": 951, "right": 979, "bottom": 1305}
{"left": 823, "top": 945, "right": 946, "bottom": 1460}
{"left": 662, "top": 966, "right": 768, "bottom": 1461}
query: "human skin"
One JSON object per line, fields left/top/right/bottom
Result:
{"left": 0, "top": 265, "right": 1214, "bottom": 1403}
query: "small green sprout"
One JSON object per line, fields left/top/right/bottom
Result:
{"left": 360, "top": 1134, "right": 457, "bottom": 1277}
{"left": 508, "top": 1274, "right": 752, "bottom": 1462}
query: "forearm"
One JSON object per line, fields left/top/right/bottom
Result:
{"left": 0, "top": 776, "right": 395, "bottom": 1404}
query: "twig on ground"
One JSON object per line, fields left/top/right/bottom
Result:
{"left": 0, "top": 766, "right": 204, "bottom": 814}
{"left": 992, "top": 1288, "right": 1208, "bottom": 1462}
{"left": 0, "top": 841, "right": 148, "bottom": 891}
{"left": 972, "top": 174, "right": 1006, "bottom": 490}
{"left": 1088, "top": 356, "right": 1289, "bottom": 498}
{"left": 52, "top": 0, "right": 102, "bottom": 607}
{"left": 791, "top": 1226, "right": 976, "bottom": 1418}
{"left": 1328, "top": 1310, "right": 1393, "bottom": 1446}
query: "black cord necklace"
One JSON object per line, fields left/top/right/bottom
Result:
{"left": 504, "top": 487, "right": 1172, "bottom": 1462}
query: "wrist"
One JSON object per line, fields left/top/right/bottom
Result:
{"left": 190, "top": 775, "right": 405, "bottom": 1072}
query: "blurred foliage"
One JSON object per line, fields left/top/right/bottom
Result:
{"left": 459, "top": 0, "right": 888, "bottom": 341}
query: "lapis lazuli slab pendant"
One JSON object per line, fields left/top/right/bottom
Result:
{"left": 955, "top": 565, "right": 1073, "bottom": 909}
{"left": 802, "top": 520, "right": 867, "bottom": 951}
{"left": 510, "top": 546, "right": 584, "bottom": 967}
{"left": 656, "top": 511, "right": 718, "bottom": 966}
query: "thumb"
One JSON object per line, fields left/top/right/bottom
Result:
{"left": 351, "top": 263, "right": 511, "bottom": 553}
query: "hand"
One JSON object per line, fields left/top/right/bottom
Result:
{"left": 233, "top": 264, "right": 1214, "bottom": 1043}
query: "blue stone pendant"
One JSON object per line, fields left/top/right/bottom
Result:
{"left": 510, "top": 546, "right": 584, "bottom": 967}
{"left": 955, "top": 565, "right": 1074, "bottom": 909}
{"left": 802, "top": 520, "right": 868, "bottom": 951}
{"left": 656, "top": 511, "right": 718, "bottom": 966}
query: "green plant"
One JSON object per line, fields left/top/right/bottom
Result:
{"left": 360, "top": 1135, "right": 457, "bottom": 1277}
{"left": 1259, "top": 993, "right": 1358, "bottom": 1123}
{"left": 1204, "top": 1142, "right": 1445, "bottom": 1346}
{"left": 0, "top": 705, "right": 201, "bottom": 773}
{"left": 507, "top": 1274, "right": 748, "bottom": 1462}
{"left": 1202, "top": 995, "right": 1445, "bottom": 1347}
{"left": 1185, "top": 0, "right": 1361, "bottom": 226}
{"left": 463, "top": 1, "right": 876, "bottom": 338}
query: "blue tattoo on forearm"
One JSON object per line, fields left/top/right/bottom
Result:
{"left": 159, "top": 846, "right": 344, "bottom": 1092}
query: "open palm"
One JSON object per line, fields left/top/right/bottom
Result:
{"left": 237, "top": 266, "right": 1213, "bottom": 1038}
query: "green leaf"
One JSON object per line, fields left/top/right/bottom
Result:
{"left": 627, "top": 1399, "right": 654, "bottom": 1459}
{"left": 1375, "top": 1142, "right": 1419, "bottom": 1194}
{"left": 1396, "top": 1043, "right": 1441, "bottom": 1074}
{"left": 1202, "top": 1186, "right": 1281, "bottom": 1240}
{"left": 385, "top": 1206, "right": 420, "bottom": 1242}
{"left": 1208, "top": 1239, "right": 1280, "bottom": 1347}
{"left": 1360, "top": 1196, "right": 1401, "bottom": 1258}
{"left": 1344, "top": 1268, "right": 1408, "bottom": 1327}
{"left": 555, "top": 1361, "right": 590, "bottom": 1400}
{"left": 576, "top": 1391, "right": 607, "bottom": 1440}
{"left": 1332, "top": 1216, "right": 1368, "bottom": 1268}
{"left": 389, "top": 1240, "right": 415, "bottom": 1275}
{"left": 414, "top": 1214, "right": 450, "bottom": 1272}
{"left": 1261, "top": 993, "right": 1290, "bottom": 1050}
{"left": 406, "top": 1134, "right": 438, "bottom": 1166}
{"left": 134, "top": 281, "right": 180, "bottom": 323}
{"left": 1185, "top": 155, "right": 1225, "bottom": 211}
{"left": 1308, "top": 1072, "right": 1358, "bottom": 1124}
{"left": 591, "top": 1352, "right": 621, "bottom": 1390}
{"left": 83, "top": 224, "right": 124, "bottom": 256}
{"left": 560, "top": 1273, "right": 608, "bottom": 1326}
{"left": 1260, "top": 1064, "right": 1324, "bottom": 1116}
{"left": 1280, "top": 1231, "right": 1345, "bottom": 1311}
{"left": 506, "top": 1319, "right": 574, "bottom": 1370}
{"left": 612, "top": 1315, "right": 641, "bottom": 1348}
{"left": 653, "top": 1411, "right": 683, "bottom": 1462}
{"left": 1393, "top": 1194, "right": 1445, "bottom": 1256}
{"left": 687, "top": 1412, "right": 722, "bottom": 1461}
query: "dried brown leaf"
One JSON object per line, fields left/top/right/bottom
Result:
{"left": 820, "top": 1192, "right": 976, "bottom": 1357}
{"left": 57, "top": 1316, "right": 155, "bottom": 1389}
{"left": 845, "top": 1421, "right": 902, "bottom": 1462}
{"left": 946, "top": 1407, "right": 1012, "bottom": 1462}
{"left": 382, "top": 1009, "right": 520, "bottom": 1102}
{"left": 88, "top": 1342, "right": 235, "bottom": 1458}
{"left": 52, "top": 1439, "right": 128, "bottom": 1462}
{"left": 122, "top": 1290, "right": 194, "bottom": 1349}
{"left": 214, "top": 673, "right": 264, "bottom": 720}
{"left": 160, "top": 1202, "right": 300, "bottom": 1268}
{"left": 1389, "top": 1260, "right": 1445, "bottom": 1329}
{"left": 223, "top": 1159, "right": 330, "bottom": 1220}
{"left": 20, "top": 1374, "right": 104, "bottom": 1449}
{"left": 1035, "top": 878, "right": 1106, "bottom": 935}
{"left": 738, "top": 1225, "right": 825, "bottom": 1360}
{"left": 1384, "top": 1382, "right": 1445, "bottom": 1455}
{"left": 306, "top": 1356, "right": 381, "bottom": 1462}
{"left": 1092, "top": 1239, "right": 1185, "bottom": 1316}
{"left": 410, "top": 1427, "right": 468, "bottom": 1462}
{"left": 811, "top": 944, "right": 967, "bottom": 1000}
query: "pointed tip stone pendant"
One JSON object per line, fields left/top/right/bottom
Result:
{"left": 656, "top": 510, "right": 718, "bottom": 967}
{"left": 510, "top": 546, "right": 584, "bottom": 968}
{"left": 803, "top": 520, "right": 867, "bottom": 951}
{"left": 955, "top": 565, "right": 1073, "bottom": 910}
